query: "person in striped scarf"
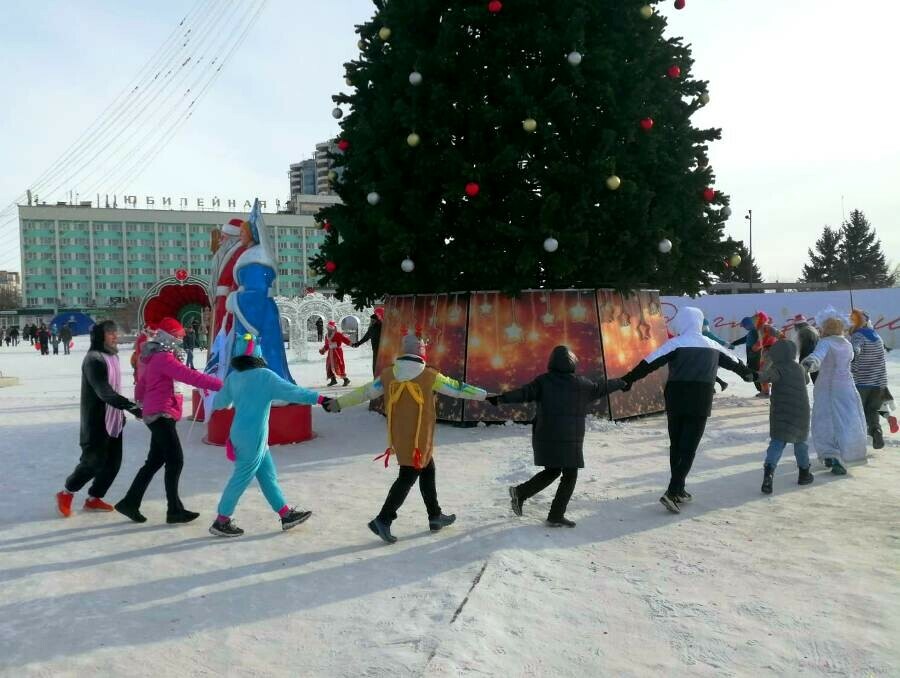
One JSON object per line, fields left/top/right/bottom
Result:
{"left": 849, "top": 309, "right": 889, "bottom": 449}
{"left": 56, "top": 320, "right": 143, "bottom": 517}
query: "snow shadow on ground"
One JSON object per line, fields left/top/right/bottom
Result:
{"left": 0, "top": 457, "right": 845, "bottom": 669}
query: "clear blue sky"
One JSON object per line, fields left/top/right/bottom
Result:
{"left": 1, "top": 0, "right": 898, "bottom": 281}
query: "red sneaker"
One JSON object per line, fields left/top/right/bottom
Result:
{"left": 889, "top": 416, "right": 899, "bottom": 434}
{"left": 84, "top": 496, "right": 115, "bottom": 512}
{"left": 56, "top": 491, "right": 74, "bottom": 518}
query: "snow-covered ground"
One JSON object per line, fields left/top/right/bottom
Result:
{"left": 0, "top": 337, "right": 898, "bottom": 677}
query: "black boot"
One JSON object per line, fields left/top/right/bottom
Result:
{"left": 429, "top": 513, "right": 456, "bottom": 532}
{"left": 342, "top": 377, "right": 351, "bottom": 386}
{"left": 798, "top": 467, "right": 814, "bottom": 485}
{"left": 167, "top": 509, "right": 200, "bottom": 524}
{"left": 873, "top": 429, "right": 885, "bottom": 449}
{"left": 761, "top": 464, "right": 774, "bottom": 494}
{"left": 368, "top": 517, "right": 397, "bottom": 544}
{"left": 508, "top": 486, "right": 523, "bottom": 516}
{"left": 327, "top": 377, "right": 338, "bottom": 386}
{"left": 115, "top": 500, "right": 147, "bottom": 523}
{"left": 546, "top": 516, "right": 576, "bottom": 528}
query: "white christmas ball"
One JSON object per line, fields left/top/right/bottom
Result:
{"left": 567, "top": 51, "right": 583, "bottom": 66}
{"left": 721, "top": 206, "right": 732, "bottom": 218}
{"left": 378, "top": 27, "right": 392, "bottom": 41}
{"left": 408, "top": 71, "right": 423, "bottom": 86}
{"left": 522, "top": 118, "right": 537, "bottom": 132}
{"left": 367, "top": 191, "right": 381, "bottom": 206}
{"left": 658, "top": 238, "right": 673, "bottom": 254}
{"left": 401, "top": 258, "right": 415, "bottom": 273}
{"left": 605, "top": 175, "right": 622, "bottom": 190}
{"left": 406, "top": 132, "right": 421, "bottom": 147}
{"left": 331, "top": 107, "right": 343, "bottom": 119}
{"left": 543, "top": 237, "right": 559, "bottom": 253}
{"left": 640, "top": 5, "right": 654, "bottom": 19}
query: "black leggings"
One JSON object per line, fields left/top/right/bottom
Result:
{"left": 517, "top": 467, "right": 578, "bottom": 520}
{"left": 378, "top": 460, "right": 441, "bottom": 522}
{"left": 666, "top": 414, "right": 708, "bottom": 495}
{"left": 65, "top": 434, "right": 123, "bottom": 498}
{"left": 120, "top": 418, "right": 185, "bottom": 513}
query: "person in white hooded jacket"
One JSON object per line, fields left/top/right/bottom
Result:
{"left": 621, "top": 307, "right": 753, "bottom": 513}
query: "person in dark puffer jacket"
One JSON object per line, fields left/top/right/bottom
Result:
{"left": 622, "top": 307, "right": 753, "bottom": 514}
{"left": 759, "top": 339, "right": 814, "bottom": 494}
{"left": 487, "top": 346, "right": 627, "bottom": 528}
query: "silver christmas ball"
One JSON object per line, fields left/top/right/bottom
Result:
{"left": 567, "top": 51, "right": 583, "bottom": 66}
{"left": 699, "top": 93, "right": 711, "bottom": 105}
{"left": 331, "top": 107, "right": 343, "bottom": 119}
{"left": 658, "top": 238, "right": 673, "bottom": 254}
{"left": 401, "top": 258, "right": 415, "bottom": 273}
{"left": 721, "top": 206, "right": 732, "bottom": 218}
{"left": 366, "top": 191, "right": 381, "bottom": 206}
{"left": 543, "top": 237, "right": 559, "bottom": 253}
{"left": 408, "top": 71, "right": 423, "bottom": 86}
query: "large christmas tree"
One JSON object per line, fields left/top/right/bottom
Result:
{"left": 314, "top": 0, "right": 732, "bottom": 306}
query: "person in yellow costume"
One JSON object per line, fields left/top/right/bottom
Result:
{"left": 327, "top": 331, "right": 488, "bottom": 544}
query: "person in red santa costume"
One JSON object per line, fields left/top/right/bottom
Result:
{"left": 320, "top": 321, "right": 352, "bottom": 386}
{"left": 210, "top": 218, "right": 254, "bottom": 342}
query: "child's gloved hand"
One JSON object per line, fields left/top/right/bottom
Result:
{"left": 607, "top": 378, "right": 628, "bottom": 393}
{"left": 321, "top": 397, "right": 341, "bottom": 413}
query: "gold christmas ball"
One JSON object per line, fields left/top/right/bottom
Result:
{"left": 357, "top": 40, "right": 364, "bottom": 50}
{"left": 640, "top": 5, "right": 654, "bottom": 19}
{"left": 522, "top": 118, "right": 537, "bottom": 132}
{"left": 378, "top": 27, "right": 391, "bottom": 41}
{"left": 605, "top": 175, "right": 622, "bottom": 191}
{"left": 730, "top": 254, "right": 742, "bottom": 267}
{"left": 328, "top": 170, "right": 338, "bottom": 182}
{"left": 344, "top": 77, "right": 353, "bottom": 87}
{"left": 699, "top": 93, "right": 711, "bottom": 105}
{"left": 406, "top": 132, "right": 421, "bottom": 147}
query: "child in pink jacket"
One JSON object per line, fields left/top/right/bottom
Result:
{"left": 116, "top": 317, "right": 222, "bottom": 524}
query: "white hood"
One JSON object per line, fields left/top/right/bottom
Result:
{"left": 392, "top": 356, "right": 426, "bottom": 382}
{"left": 646, "top": 306, "right": 737, "bottom": 363}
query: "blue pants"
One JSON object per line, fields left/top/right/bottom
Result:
{"left": 764, "top": 439, "right": 810, "bottom": 469}
{"left": 217, "top": 447, "right": 287, "bottom": 517}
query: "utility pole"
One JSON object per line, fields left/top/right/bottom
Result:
{"left": 744, "top": 209, "right": 753, "bottom": 292}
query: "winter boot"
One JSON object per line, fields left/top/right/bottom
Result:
{"left": 509, "top": 486, "right": 523, "bottom": 516}
{"left": 429, "top": 513, "right": 456, "bottom": 532}
{"left": 823, "top": 458, "right": 834, "bottom": 468}
{"left": 546, "top": 516, "right": 576, "bottom": 528}
{"left": 888, "top": 415, "right": 899, "bottom": 434}
{"left": 327, "top": 377, "right": 338, "bottom": 386}
{"left": 798, "top": 467, "right": 814, "bottom": 485}
{"left": 84, "top": 496, "right": 115, "bottom": 512}
{"left": 761, "top": 464, "right": 775, "bottom": 494}
{"left": 872, "top": 429, "right": 885, "bottom": 450}
{"left": 56, "top": 491, "right": 74, "bottom": 518}
{"left": 209, "top": 518, "right": 244, "bottom": 537}
{"left": 830, "top": 460, "right": 848, "bottom": 475}
{"left": 659, "top": 492, "right": 681, "bottom": 514}
{"left": 675, "top": 491, "right": 693, "bottom": 504}
{"left": 342, "top": 377, "right": 351, "bottom": 387}
{"left": 167, "top": 509, "right": 200, "bottom": 524}
{"left": 281, "top": 508, "right": 312, "bottom": 531}
{"left": 368, "top": 517, "right": 397, "bottom": 544}
{"left": 115, "top": 500, "right": 147, "bottom": 523}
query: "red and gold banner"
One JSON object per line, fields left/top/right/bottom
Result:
{"left": 464, "top": 290, "right": 608, "bottom": 422}
{"left": 597, "top": 290, "right": 668, "bottom": 419}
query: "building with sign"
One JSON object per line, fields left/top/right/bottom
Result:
{"left": 18, "top": 203, "right": 335, "bottom": 309}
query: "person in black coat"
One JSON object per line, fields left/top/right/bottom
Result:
{"left": 315, "top": 317, "right": 324, "bottom": 342}
{"left": 621, "top": 307, "right": 753, "bottom": 514}
{"left": 487, "top": 345, "right": 627, "bottom": 527}
{"left": 37, "top": 324, "right": 50, "bottom": 355}
{"left": 352, "top": 309, "right": 384, "bottom": 376}
{"left": 56, "top": 320, "right": 142, "bottom": 517}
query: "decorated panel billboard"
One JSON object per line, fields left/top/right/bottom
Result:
{"left": 597, "top": 290, "right": 668, "bottom": 420}
{"left": 464, "top": 290, "right": 608, "bottom": 422}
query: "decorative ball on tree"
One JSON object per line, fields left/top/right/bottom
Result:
{"left": 674, "top": 0, "right": 686, "bottom": 9}
{"left": 337, "top": 139, "right": 350, "bottom": 152}
{"left": 639, "top": 117, "right": 654, "bottom": 131}
{"left": 543, "top": 237, "right": 559, "bottom": 253}
{"left": 366, "top": 191, "right": 381, "bottom": 205}
{"left": 487, "top": 0, "right": 503, "bottom": 14}
{"left": 315, "top": 0, "right": 731, "bottom": 303}
{"left": 667, "top": 64, "right": 681, "bottom": 79}
{"left": 659, "top": 239, "right": 673, "bottom": 254}
{"left": 729, "top": 254, "right": 742, "bottom": 267}
{"left": 331, "top": 107, "right": 343, "bottom": 119}
{"left": 703, "top": 187, "right": 716, "bottom": 202}
{"left": 567, "top": 51, "right": 583, "bottom": 66}
{"left": 378, "top": 27, "right": 391, "bottom": 41}
{"left": 406, "top": 132, "right": 421, "bottom": 147}
{"left": 401, "top": 258, "right": 415, "bottom": 273}
{"left": 324, "top": 261, "right": 337, "bottom": 274}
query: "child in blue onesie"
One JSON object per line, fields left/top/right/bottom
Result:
{"left": 209, "top": 333, "right": 329, "bottom": 537}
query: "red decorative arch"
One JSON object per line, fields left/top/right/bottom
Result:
{"left": 138, "top": 275, "right": 211, "bottom": 327}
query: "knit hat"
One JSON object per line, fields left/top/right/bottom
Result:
{"left": 401, "top": 331, "right": 427, "bottom": 358}
{"left": 157, "top": 317, "right": 185, "bottom": 338}
{"left": 234, "top": 332, "right": 262, "bottom": 358}
{"left": 373, "top": 307, "right": 384, "bottom": 321}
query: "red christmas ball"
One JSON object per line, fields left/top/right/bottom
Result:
{"left": 487, "top": 0, "right": 502, "bottom": 13}
{"left": 324, "top": 261, "right": 337, "bottom": 273}
{"left": 465, "top": 182, "right": 481, "bottom": 197}
{"left": 674, "top": 0, "right": 686, "bottom": 9}
{"left": 322, "top": 221, "right": 332, "bottom": 232}
{"left": 667, "top": 64, "right": 681, "bottom": 79}
{"left": 639, "top": 117, "right": 654, "bottom": 131}
{"left": 703, "top": 187, "right": 716, "bottom": 202}
{"left": 337, "top": 139, "right": 350, "bottom": 152}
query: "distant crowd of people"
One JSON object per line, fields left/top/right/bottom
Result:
{"left": 2, "top": 322, "right": 73, "bottom": 355}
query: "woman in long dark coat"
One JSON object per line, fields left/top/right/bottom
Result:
{"left": 488, "top": 346, "right": 626, "bottom": 527}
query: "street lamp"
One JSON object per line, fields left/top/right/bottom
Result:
{"left": 744, "top": 209, "right": 753, "bottom": 291}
